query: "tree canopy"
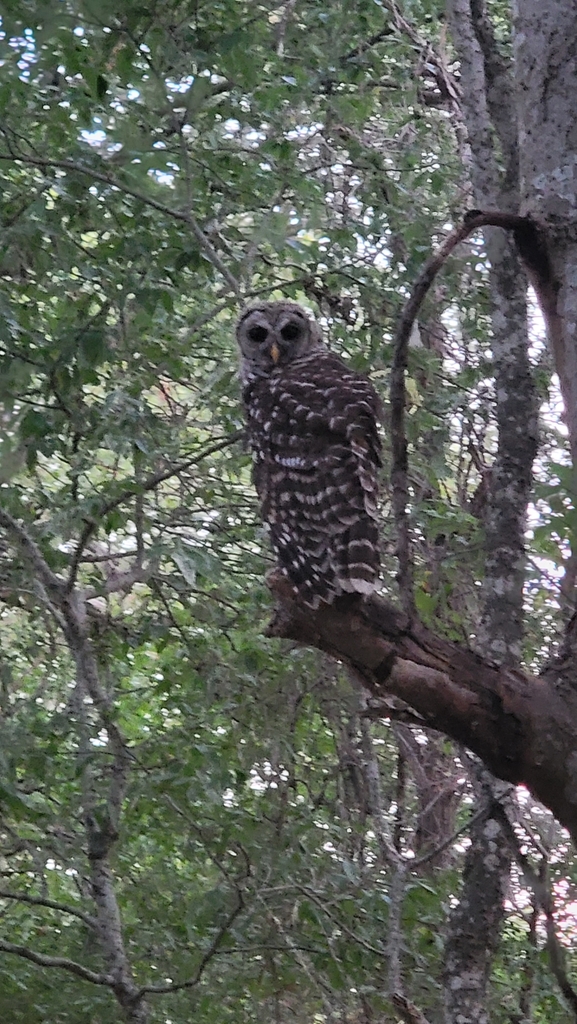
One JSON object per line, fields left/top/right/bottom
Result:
{"left": 0, "top": 2, "right": 577, "bottom": 1023}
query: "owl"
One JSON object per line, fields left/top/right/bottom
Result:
{"left": 236, "top": 301, "right": 381, "bottom": 609}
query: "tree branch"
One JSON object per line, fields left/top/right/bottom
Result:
{"left": 138, "top": 886, "right": 245, "bottom": 996}
{"left": 66, "top": 431, "right": 243, "bottom": 589}
{"left": 0, "top": 889, "right": 95, "bottom": 928}
{"left": 267, "top": 573, "right": 577, "bottom": 840}
{"left": 0, "top": 938, "right": 112, "bottom": 986}
{"left": 0, "top": 507, "right": 63, "bottom": 597}
{"left": 0, "top": 150, "right": 241, "bottom": 295}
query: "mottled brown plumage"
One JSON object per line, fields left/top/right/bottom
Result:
{"left": 236, "top": 301, "right": 381, "bottom": 608}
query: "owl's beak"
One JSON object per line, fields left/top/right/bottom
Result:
{"left": 270, "top": 341, "right": 280, "bottom": 364}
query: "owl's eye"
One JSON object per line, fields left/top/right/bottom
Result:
{"left": 280, "top": 322, "right": 300, "bottom": 341}
{"left": 247, "top": 325, "right": 268, "bottom": 343}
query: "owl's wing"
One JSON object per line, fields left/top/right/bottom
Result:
{"left": 244, "top": 359, "right": 381, "bottom": 605}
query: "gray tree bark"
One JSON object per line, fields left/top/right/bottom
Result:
{"left": 0, "top": 510, "right": 150, "bottom": 1024}
{"left": 442, "top": 2, "right": 537, "bottom": 1020}
{"left": 443, "top": 780, "right": 513, "bottom": 1024}
{"left": 513, "top": 0, "right": 577, "bottom": 478}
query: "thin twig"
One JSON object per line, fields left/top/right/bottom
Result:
{"left": 66, "top": 431, "right": 243, "bottom": 589}
{"left": 494, "top": 803, "right": 577, "bottom": 1018}
{"left": 0, "top": 151, "right": 241, "bottom": 294}
{"left": 138, "top": 886, "right": 245, "bottom": 996}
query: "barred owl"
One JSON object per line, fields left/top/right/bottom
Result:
{"left": 236, "top": 301, "right": 381, "bottom": 609}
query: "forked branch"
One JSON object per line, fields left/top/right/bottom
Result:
{"left": 389, "top": 209, "right": 558, "bottom": 618}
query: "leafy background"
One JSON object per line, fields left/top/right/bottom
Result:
{"left": 0, "top": 1, "right": 574, "bottom": 1022}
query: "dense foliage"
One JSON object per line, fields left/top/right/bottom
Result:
{"left": 0, "top": 1, "right": 575, "bottom": 1022}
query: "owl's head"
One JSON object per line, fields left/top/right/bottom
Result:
{"left": 236, "top": 301, "right": 324, "bottom": 379}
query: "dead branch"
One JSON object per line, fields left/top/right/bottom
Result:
{"left": 391, "top": 993, "right": 433, "bottom": 1024}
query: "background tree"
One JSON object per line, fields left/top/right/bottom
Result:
{"left": 0, "top": 2, "right": 576, "bottom": 1023}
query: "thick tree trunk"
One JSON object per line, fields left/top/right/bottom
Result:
{"left": 513, "top": 0, "right": 577, "bottom": 473}
{"left": 432, "top": 4, "right": 537, "bottom": 1020}
{"left": 443, "top": 784, "right": 512, "bottom": 1024}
